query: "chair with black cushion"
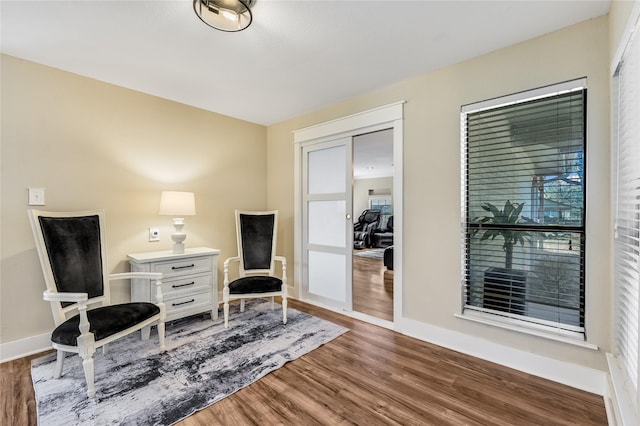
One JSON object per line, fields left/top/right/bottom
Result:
{"left": 372, "top": 215, "right": 394, "bottom": 248}
{"left": 353, "top": 209, "right": 381, "bottom": 249}
{"left": 29, "top": 209, "right": 166, "bottom": 398}
{"left": 223, "top": 210, "right": 287, "bottom": 328}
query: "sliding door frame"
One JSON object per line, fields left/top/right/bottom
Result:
{"left": 293, "top": 101, "right": 405, "bottom": 327}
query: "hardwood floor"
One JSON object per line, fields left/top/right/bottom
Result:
{"left": 353, "top": 250, "right": 393, "bottom": 321}
{"left": 1, "top": 299, "right": 607, "bottom": 425}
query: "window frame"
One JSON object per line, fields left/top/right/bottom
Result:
{"left": 459, "top": 79, "right": 591, "bottom": 345}
{"left": 609, "top": 5, "right": 640, "bottom": 422}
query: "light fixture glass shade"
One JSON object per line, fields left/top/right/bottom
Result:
{"left": 193, "top": 0, "right": 254, "bottom": 32}
{"left": 159, "top": 191, "right": 196, "bottom": 254}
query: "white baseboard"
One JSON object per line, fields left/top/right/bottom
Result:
{"left": 0, "top": 332, "right": 52, "bottom": 363}
{"left": 606, "top": 353, "right": 639, "bottom": 426}
{"left": 396, "top": 316, "right": 608, "bottom": 396}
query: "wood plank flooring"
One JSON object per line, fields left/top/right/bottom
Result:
{"left": 1, "top": 299, "right": 607, "bottom": 425}
{"left": 353, "top": 250, "right": 393, "bottom": 321}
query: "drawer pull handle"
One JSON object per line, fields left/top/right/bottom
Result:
{"left": 172, "top": 264, "right": 195, "bottom": 270}
{"left": 172, "top": 281, "right": 195, "bottom": 289}
{"left": 172, "top": 299, "right": 195, "bottom": 307}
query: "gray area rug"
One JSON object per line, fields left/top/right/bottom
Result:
{"left": 31, "top": 300, "right": 348, "bottom": 425}
{"left": 354, "top": 248, "right": 385, "bottom": 259}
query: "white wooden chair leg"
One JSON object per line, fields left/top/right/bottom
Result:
{"left": 282, "top": 297, "right": 287, "bottom": 324}
{"left": 240, "top": 299, "right": 245, "bottom": 312}
{"left": 223, "top": 284, "right": 230, "bottom": 328}
{"left": 54, "top": 350, "right": 65, "bottom": 379}
{"left": 155, "top": 283, "right": 166, "bottom": 351}
{"left": 82, "top": 356, "right": 96, "bottom": 398}
{"left": 141, "top": 325, "right": 151, "bottom": 340}
{"left": 158, "top": 322, "right": 166, "bottom": 351}
{"left": 271, "top": 296, "right": 275, "bottom": 310}
{"left": 102, "top": 344, "right": 108, "bottom": 355}
{"left": 77, "top": 333, "right": 96, "bottom": 398}
{"left": 76, "top": 306, "right": 96, "bottom": 398}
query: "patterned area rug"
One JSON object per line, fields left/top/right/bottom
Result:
{"left": 31, "top": 300, "right": 348, "bottom": 425}
{"left": 354, "top": 248, "right": 385, "bottom": 259}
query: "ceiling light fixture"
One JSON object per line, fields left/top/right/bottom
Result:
{"left": 193, "top": 0, "right": 255, "bottom": 32}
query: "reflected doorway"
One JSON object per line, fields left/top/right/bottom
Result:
{"left": 352, "top": 129, "right": 394, "bottom": 321}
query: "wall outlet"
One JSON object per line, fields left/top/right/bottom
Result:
{"left": 149, "top": 227, "right": 160, "bottom": 242}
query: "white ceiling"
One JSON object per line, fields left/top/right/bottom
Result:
{"left": 354, "top": 129, "right": 393, "bottom": 180}
{"left": 0, "top": 1, "right": 610, "bottom": 127}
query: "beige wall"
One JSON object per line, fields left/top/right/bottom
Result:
{"left": 353, "top": 177, "right": 393, "bottom": 218}
{"left": 267, "top": 16, "right": 611, "bottom": 371}
{"left": 0, "top": 55, "right": 268, "bottom": 344}
{"left": 609, "top": 0, "right": 637, "bottom": 63}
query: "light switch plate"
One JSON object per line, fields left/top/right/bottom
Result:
{"left": 28, "top": 188, "right": 45, "bottom": 206}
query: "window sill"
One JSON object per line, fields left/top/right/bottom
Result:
{"left": 454, "top": 310, "right": 598, "bottom": 350}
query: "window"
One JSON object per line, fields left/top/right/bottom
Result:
{"left": 461, "top": 80, "right": 586, "bottom": 339}
{"left": 611, "top": 8, "right": 640, "bottom": 416}
{"left": 369, "top": 195, "right": 392, "bottom": 227}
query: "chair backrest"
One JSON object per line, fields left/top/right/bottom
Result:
{"left": 235, "top": 210, "right": 278, "bottom": 277}
{"left": 354, "top": 209, "right": 381, "bottom": 231}
{"left": 382, "top": 215, "right": 393, "bottom": 232}
{"left": 29, "top": 210, "right": 110, "bottom": 325}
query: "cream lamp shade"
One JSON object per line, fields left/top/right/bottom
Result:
{"left": 159, "top": 191, "right": 196, "bottom": 254}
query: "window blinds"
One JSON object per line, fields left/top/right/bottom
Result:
{"left": 613, "top": 19, "right": 640, "bottom": 401}
{"left": 462, "top": 83, "right": 586, "bottom": 336}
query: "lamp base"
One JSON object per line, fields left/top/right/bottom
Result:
{"left": 171, "top": 218, "right": 187, "bottom": 254}
{"left": 172, "top": 242, "right": 185, "bottom": 254}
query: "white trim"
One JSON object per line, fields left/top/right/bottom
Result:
{"left": 398, "top": 316, "right": 608, "bottom": 396}
{"left": 607, "top": 353, "right": 640, "bottom": 425}
{"left": 391, "top": 120, "right": 403, "bottom": 322}
{"left": 0, "top": 332, "right": 52, "bottom": 363}
{"left": 293, "top": 101, "right": 405, "bottom": 143}
{"left": 610, "top": 0, "right": 640, "bottom": 76}
{"left": 455, "top": 312, "right": 598, "bottom": 350}
{"left": 461, "top": 78, "right": 587, "bottom": 114}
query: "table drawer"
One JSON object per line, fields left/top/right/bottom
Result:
{"left": 152, "top": 257, "right": 212, "bottom": 277}
{"left": 166, "top": 291, "right": 212, "bottom": 316}
{"left": 162, "top": 274, "right": 211, "bottom": 298}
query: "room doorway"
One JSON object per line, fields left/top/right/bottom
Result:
{"left": 352, "top": 129, "right": 394, "bottom": 321}
{"left": 294, "top": 102, "right": 404, "bottom": 328}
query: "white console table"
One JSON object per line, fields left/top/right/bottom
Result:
{"left": 127, "top": 247, "right": 220, "bottom": 322}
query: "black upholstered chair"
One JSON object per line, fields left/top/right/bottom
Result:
{"left": 29, "top": 209, "right": 166, "bottom": 398}
{"left": 372, "top": 215, "right": 394, "bottom": 248}
{"left": 353, "top": 209, "right": 381, "bottom": 249}
{"left": 383, "top": 246, "right": 394, "bottom": 271}
{"left": 223, "top": 210, "right": 287, "bottom": 328}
